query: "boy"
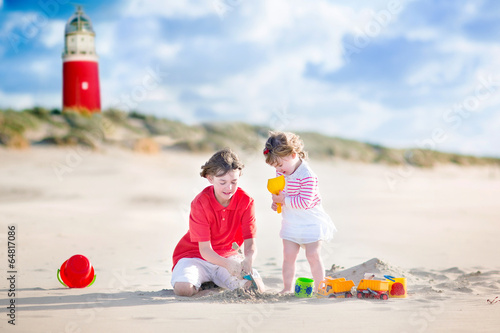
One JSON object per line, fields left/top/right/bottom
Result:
{"left": 171, "top": 148, "right": 264, "bottom": 296}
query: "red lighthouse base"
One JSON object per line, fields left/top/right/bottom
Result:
{"left": 63, "top": 60, "right": 101, "bottom": 113}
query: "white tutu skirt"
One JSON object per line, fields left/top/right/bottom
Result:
{"left": 280, "top": 204, "right": 336, "bottom": 244}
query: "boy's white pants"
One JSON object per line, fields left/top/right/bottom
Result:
{"left": 171, "top": 255, "right": 260, "bottom": 290}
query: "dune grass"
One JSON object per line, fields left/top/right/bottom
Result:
{"left": 1, "top": 107, "right": 498, "bottom": 168}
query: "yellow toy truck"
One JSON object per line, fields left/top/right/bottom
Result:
{"left": 356, "top": 279, "right": 390, "bottom": 300}
{"left": 317, "top": 277, "right": 355, "bottom": 298}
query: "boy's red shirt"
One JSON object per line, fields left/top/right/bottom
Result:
{"left": 172, "top": 186, "right": 256, "bottom": 269}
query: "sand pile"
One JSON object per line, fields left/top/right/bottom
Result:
{"left": 325, "top": 258, "right": 500, "bottom": 297}
{"left": 197, "top": 288, "right": 294, "bottom": 304}
{"left": 188, "top": 258, "right": 500, "bottom": 303}
{"left": 325, "top": 258, "right": 415, "bottom": 285}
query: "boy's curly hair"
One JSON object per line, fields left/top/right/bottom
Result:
{"left": 263, "top": 131, "right": 307, "bottom": 166}
{"left": 200, "top": 148, "right": 244, "bottom": 178}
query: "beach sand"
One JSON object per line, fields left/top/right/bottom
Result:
{"left": 1, "top": 146, "right": 500, "bottom": 332}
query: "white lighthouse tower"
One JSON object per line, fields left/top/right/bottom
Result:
{"left": 62, "top": 6, "right": 101, "bottom": 113}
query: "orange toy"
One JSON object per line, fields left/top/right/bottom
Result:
{"left": 267, "top": 175, "right": 285, "bottom": 213}
{"left": 385, "top": 276, "right": 407, "bottom": 298}
{"left": 357, "top": 279, "right": 389, "bottom": 300}
{"left": 317, "top": 277, "right": 355, "bottom": 298}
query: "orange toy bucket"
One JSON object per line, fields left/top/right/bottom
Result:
{"left": 385, "top": 275, "right": 407, "bottom": 298}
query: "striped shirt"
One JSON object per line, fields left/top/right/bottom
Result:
{"left": 278, "top": 161, "right": 322, "bottom": 210}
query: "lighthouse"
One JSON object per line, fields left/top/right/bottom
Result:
{"left": 62, "top": 6, "right": 101, "bottom": 113}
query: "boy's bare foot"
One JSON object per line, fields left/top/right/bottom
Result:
{"left": 242, "top": 274, "right": 266, "bottom": 293}
{"left": 243, "top": 280, "right": 253, "bottom": 289}
{"left": 253, "top": 276, "right": 266, "bottom": 293}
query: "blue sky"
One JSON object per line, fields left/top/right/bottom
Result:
{"left": 1, "top": 0, "right": 499, "bottom": 157}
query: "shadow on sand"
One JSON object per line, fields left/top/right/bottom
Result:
{"left": 3, "top": 288, "right": 178, "bottom": 312}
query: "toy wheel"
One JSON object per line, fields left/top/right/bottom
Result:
{"left": 381, "top": 293, "right": 388, "bottom": 300}
{"left": 328, "top": 294, "right": 336, "bottom": 298}
{"left": 345, "top": 292, "right": 352, "bottom": 298}
{"left": 357, "top": 292, "right": 363, "bottom": 299}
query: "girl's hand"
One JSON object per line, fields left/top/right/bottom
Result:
{"left": 225, "top": 258, "right": 242, "bottom": 276}
{"left": 271, "top": 202, "right": 278, "bottom": 211}
{"left": 272, "top": 191, "right": 285, "bottom": 204}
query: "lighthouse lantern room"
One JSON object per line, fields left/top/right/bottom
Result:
{"left": 62, "top": 6, "right": 101, "bottom": 113}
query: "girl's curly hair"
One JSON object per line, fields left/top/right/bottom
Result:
{"left": 263, "top": 131, "right": 307, "bottom": 166}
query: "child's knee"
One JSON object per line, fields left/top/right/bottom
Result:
{"left": 173, "top": 282, "right": 197, "bottom": 296}
{"left": 305, "top": 250, "right": 320, "bottom": 263}
{"left": 283, "top": 253, "right": 298, "bottom": 264}
{"left": 283, "top": 247, "right": 300, "bottom": 262}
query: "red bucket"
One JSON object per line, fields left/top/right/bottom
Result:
{"left": 57, "top": 254, "right": 96, "bottom": 288}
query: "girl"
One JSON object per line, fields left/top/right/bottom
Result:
{"left": 263, "top": 131, "right": 336, "bottom": 293}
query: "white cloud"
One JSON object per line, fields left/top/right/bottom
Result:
{"left": 233, "top": 0, "right": 359, "bottom": 71}
{"left": 166, "top": 0, "right": 399, "bottom": 136}
{"left": 0, "top": 90, "right": 35, "bottom": 109}
{"left": 236, "top": 0, "right": 294, "bottom": 44}
{"left": 440, "top": 130, "right": 495, "bottom": 157}
{"left": 404, "top": 27, "right": 440, "bottom": 42}
{"left": 39, "top": 19, "right": 65, "bottom": 49}
{"left": 121, "top": 0, "right": 215, "bottom": 18}
{"left": 433, "top": 37, "right": 500, "bottom": 90}
{"left": 107, "top": 1, "right": 494, "bottom": 156}
{"left": 481, "top": 111, "right": 500, "bottom": 155}
{"left": 1, "top": 12, "right": 65, "bottom": 53}
{"left": 30, "top": 60, "right": 50, "bottom": 77}
{"left": 1, "top": 12, "right": 32, "bottom": 36}
{"left": 286, "top": 89, "right": 396, "bottom": 140}
{"left": 93, "top": 22, "right": 117, "bottom": 57}
{"left": 178, "top": 48, "right": 395, "bottom": 141}
{"left": 405, "top": 57, "right": 466, "bottom": 88}
{"left": 155, "top": 43, "right": 181, "bottom": 59}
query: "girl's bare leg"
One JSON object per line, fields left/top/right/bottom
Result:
{"left": 304, "top": 241, "right": 324, "bottom": 292}
{"left": 281, "top": 239, "right": 300, "bottom": 293}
